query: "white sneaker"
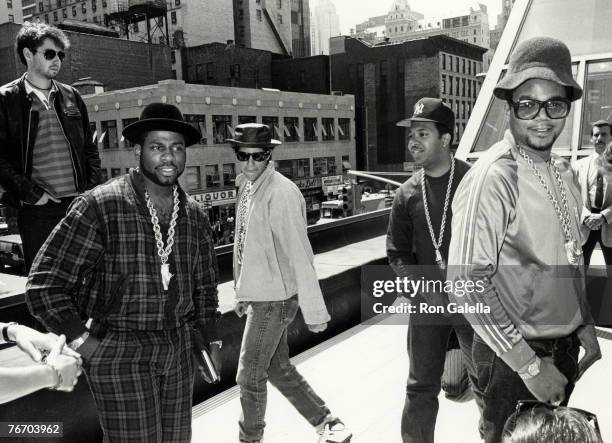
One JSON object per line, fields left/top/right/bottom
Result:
{"left": 317, "top": 417, "right": 352, "bottom": 443}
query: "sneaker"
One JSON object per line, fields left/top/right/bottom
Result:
{"left": 317, "top": 417, "right": 352, "bottom": 443}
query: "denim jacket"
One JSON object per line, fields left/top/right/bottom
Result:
{"left": 233, "top": 164, "right": 331, "bottom": 326}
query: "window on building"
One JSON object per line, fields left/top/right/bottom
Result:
{"left": 238, "top": 115, "right": 256, "bottom": 124}
{"left": 8, "top": 13, "right": 14, "bottom": 21}
{"left": 205, "top": 164, "right": 220, "bottom": 188}
{"left": 111, "top": 168, "right": 121, "bottom": 178}
{"left": 580, "top": 60, "right": 612, "bottom": 148}
{"left": 62, "top": 8, "right": 66, "bottom": 17}
{"left": 53, "top": 11, "right": 58, "bottom": 21}
{"left": 442, "top": 54, "right": 446, "bottom": 70}
{"left": 304, "top": 117, "right": 317, "bottom": 141}
{"left": 44, "top": 13, "right": 49, "bottom": 22}
{"left": 99, "top": 168, "right": 108, "bottom": 183}
{"left": 57, "top": 0, "right": 61, "bottom": 7}
{"left": 262, "top": 116, "right": 280, "bottom": 139}
{"left": 206, "top": 62, "right": 214, "bottom": 80}
{"left": 81, "top": 2, "right": 86, "bottom": 13}
{"left": 92, "top": 0, "right": 96, "bottom": 11}
{"left": 283, "top": 117, "right": 299, "bottom": 142}
{"left": 171, "top": 11, "right": 176, "bottom": 24}
{"left": 295, "top": 158, "right": 310, "bottom": 177}
{"left": 276, "top": 159, "right": 293, "bottom": 178}
{"left": 71, "top": 5, "right": 76, "bottom": 16}
{"left": 223, "top": 163, "right": 236, "bottom": 187}
{"left": 175, "top": 0, "right": 180, "bottom": 5}
{"left": 170, "top": 50, "right": 176, "bottom": 64}
{"left": 158, "top": 36, "right": 165, "bottom": 44}
{"left": 102, "top": 0, "right": 106, "bottom": 7}
{"left": 322, "top": 118, "right": 335, "bottom": 141}
{"left": 313, "top": 157, "right": 336, "bottom": 176}
{"left": 277, "top": 14, "right": 282, "bottom": 24}
{"left": 276, "top": 0, "right": 281, "bottom": 8}
{"left": 339, "top": 118, "right": 350, "bottom": 140}
{"left": 122, "top": 118, "right": 138, "bottom": 148}
{"left": 185, "top": 166, "right": 201, "bottom": 191}
{"left": 441, "top": 74, "right": 447, "bottom": 94}
{"left": 101, "top": 120, "right": 118, "bottom": 149}
{"left": 184, "top": 114, "right": 206, "bottom": 144}
{"left": 133, "top": 22, "right": 139, "bottom": 33}
{"left": 39, "top": 2, "right": 43, "bottom": 12}
{"left": 256, "top": 9, "right": 262, "bottom": 21}
{"left": 230, "top": 64, "right": 240, "bottom": 85}
{"left": 7, "top": 0, "right": 12, "bottom": 8}
{"left": 213, "top": 115, "right": 232, "bottom": 144}
{"left": 448, "top": 75, "right": 454, "bottom": 95}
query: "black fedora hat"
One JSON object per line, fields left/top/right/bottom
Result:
{"left": 226, "top": 123, "right": 282, "bottom": 148}
{"left": 494, "top": 37, "right": 583, "bottom": 102}
{"left": 122, "top": 103, "right": 201, "bottom": 146}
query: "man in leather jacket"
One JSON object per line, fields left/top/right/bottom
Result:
{"left": 0, "top": 22, "right": 100, "bottom": 271}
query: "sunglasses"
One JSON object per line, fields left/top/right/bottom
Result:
{"left": 508, "top": 98, "right": 571, "bottom": 120}
{"left": 34, "top": 48, "right": 66, "bottom": 61}
{"left": 511, "top": 400, "right": 601, "bottom": 434}
{"left": 235, "top": 151, "right": 271, "bottom": 162}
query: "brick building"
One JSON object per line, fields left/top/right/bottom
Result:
{"left": 0, "top": 0, "right": 21, "bottom": 24}
{"left": 84, "top": 79, "right": 355, "bottom": 231}
{"left": 330, "top": 34, "right": 486, "bottom": 171}
{"left": 0, "top": 22, "right": 172, "bottom": 89}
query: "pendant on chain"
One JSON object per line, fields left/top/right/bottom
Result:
{"left": 161, "top": 263, "right": 173, "bottom": 291}
{"left": 435, "top": 249, "right": 446, "bottom": 270}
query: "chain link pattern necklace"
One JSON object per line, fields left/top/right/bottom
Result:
{"left": 516, "top": 145, "right": 582, "bottom": 267}
{"left": 421, "top": 158, "right": 455, "bottom": 269}
{"left": 145, "top": 185, "right": 180, "bottom": 290}
{"left": 236, "top": 180, "right": 252, "bottom": 265}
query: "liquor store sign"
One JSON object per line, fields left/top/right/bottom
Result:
{"left": 192, "top": 189, "right": 237, "bottom": 207}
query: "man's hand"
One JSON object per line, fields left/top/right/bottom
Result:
{"left": 576, "top": 324, "right": 602, "bottom": 381}
{"left": 307, "top": 323, "right": 327, "bottom": 333}
{"left": 522, "top": 357, "right": 567, "bottom": 404}
{"left": 11, "top": 325, "right": 81, "bottom": 362}
{"left": 34, "top": 192, "right": 61, "bottom": 206}
{"left": 46, "top": 336, "right": 82, "bottom": 391}
{"left": 234, "top": 301, "right": 249, "bottom": 318}
{"left": 584, "top": 214, "right": 604, "bottom": 230}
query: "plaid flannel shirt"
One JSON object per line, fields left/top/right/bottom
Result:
{"left": 26, "top": 170, "right": 219, "bottom": 341}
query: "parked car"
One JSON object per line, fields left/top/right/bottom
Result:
{"left": 0, "top": 234, "right": 25, "bottom": 273}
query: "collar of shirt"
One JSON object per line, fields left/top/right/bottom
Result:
{"left": 24, "top": 79, "right": 57, "bottom": 110}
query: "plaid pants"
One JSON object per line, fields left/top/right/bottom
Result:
{"left": 84, "top": 325, "right": 194, "bottom": 443}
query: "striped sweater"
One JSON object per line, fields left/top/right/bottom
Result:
{"left": 447, "top": 131, "right": 590, "bottom": 372}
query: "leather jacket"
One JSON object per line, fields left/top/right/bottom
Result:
{"left": 0, "top": 74, "right": 100, "bottom": 207}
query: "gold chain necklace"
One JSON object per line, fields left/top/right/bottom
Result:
{"left": 145, "top": 185, "right": 180, "bottom": 290}
{"left": 421, "top": 157, "right": 455, "bottom": 269}
{"left": 516, "top": 146, "right": 582, "bottom": 267}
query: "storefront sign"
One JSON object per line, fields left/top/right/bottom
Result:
{"left": 293, "top": 177, "right": 322, "bottom": 190}
{"left": 321, "top": 175, "right": 343, "bottom": 187}
{"left": 192, "top": 189, "right": 237, "bottom": 206}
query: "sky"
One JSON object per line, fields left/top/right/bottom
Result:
{"left": 311, "top": 0, "right": 503, "bottom": 34}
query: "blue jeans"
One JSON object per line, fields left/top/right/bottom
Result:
{"left": 401, "top": 296, "right": 479, "bottom": 443}
{"left": 472, "top": 332, "right": 579, "bottom": 443}
{"left": 236, "top": 296, "right": 330, "bottom": 443}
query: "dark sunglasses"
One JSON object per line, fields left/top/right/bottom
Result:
{"left": 34, "top": 48, "right": 66, "bottom": 61}
{"left": 511, "top": 400, "right": 601, "bottom": 434}
{"left": 235, "top": 151, "right": 271, "bottom": 162}
{"left": 508, "top": 98, "right": 571, "bottom": 120}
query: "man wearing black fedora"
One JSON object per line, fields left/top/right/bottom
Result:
{"left": 448, "top": 37, "right": 601, "bottom": 442}
{"left": 228, "top": 123, "right": 351, "bottom": 443}
{"left": 26, "top": 103, "right": 220, "bottom": 442}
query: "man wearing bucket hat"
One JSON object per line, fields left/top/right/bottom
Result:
{"left": 572, "top": 120, "right": 612, "bottom": 266}
{"left": 387, "top": 98, "right": 480, "bottom": 442}
{"left": 228, "top": 123, "right": 351, "bottom": 443}
{"left": 447, "top": 37, "right": 601, "bottom": 442}
{"left": 26, "top": 103, "right": 220, "bottom": 442}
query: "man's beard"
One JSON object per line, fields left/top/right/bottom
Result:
{"left": 139, "top": 158, "right": 182, "bottom": 187}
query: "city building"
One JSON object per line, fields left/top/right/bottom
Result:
{"left": 330, "top": 34, "right": 486, "bottom": 172}
{"left": 0, "top": 22, "right": 172, "bottom": 88}
{"left": 490, "top": 0, "right": 516, "bottom": 50}
{"left": 272, "top": 54, "right": 330, "bottom": 94}
{"left": 83, "top": 79, "right": 355, "bottom": 232}
{"left": 310, "top": 0, "right": 340, "bottom": 55}
{"left": 1, "top": 0, "right": 22, "bottom": 24}
{"left": 351, "top": 0, "right": 490, "bottom": 50}
{"left": 22, "top": 0, "right": 33, "bottom": 20}
{"left": 233, "top": 0, "right": 311, "bottom": 57}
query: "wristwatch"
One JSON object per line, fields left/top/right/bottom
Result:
{"left": 68, "top": 331, "right": 90, "bottom": 351}
{"left": 1, "top": 322, "right": 17, "bottom": 343}
{"left": 518, "top": 356, "right": 541, "bottom": 380}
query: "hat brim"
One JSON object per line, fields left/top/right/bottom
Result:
{"left": 122, "top": 118, "right": 202, "bottom": 146}
{"left": 396, "top": 117, "right": 451, "bottom": 131}
{"left": 493, "top": 67, "right": 583, "bottom": 101}
{"left": 227, "top": 138, "right": 282, "bottom": 148}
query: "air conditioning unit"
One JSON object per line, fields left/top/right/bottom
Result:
{"left": 331, "top": 90, "right": 343, "bottom": 96}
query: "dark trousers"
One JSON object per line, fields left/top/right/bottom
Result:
{"left": 401, "top": 298, "right": 479, "bottom": 443}
{"left": 17, "top": 198, "right": 73, "bottom": 272}
{"left": 471, "top": 333, "right": 579, "bottom": 443}
{"left": 582, "top": 229, "right": 612, "bottom": 266}
{"left": 84, "top": 326, "right": 194, "bottom": 443}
